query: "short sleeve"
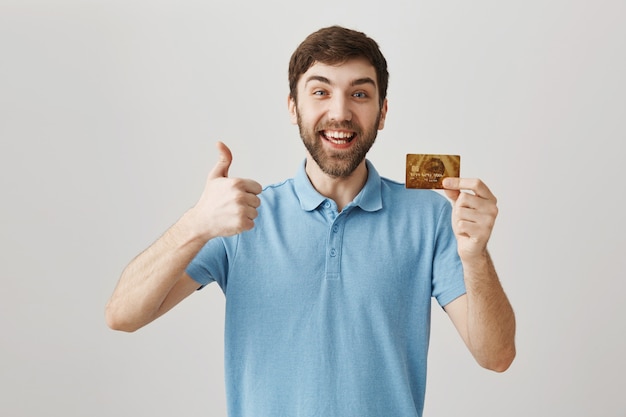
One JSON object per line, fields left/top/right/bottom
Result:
{"left": 431, "top": 201, "right": 466, "bottom": 307}
{"left": 186, "top": 236, "right": 231, "bottom": 290}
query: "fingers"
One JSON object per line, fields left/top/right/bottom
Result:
{"left": 208, "top": 141, "right": 233, "bottom": 179}
{"left": 443, "top": 178, "right": 498, "bottom": 218}
{"left": 239, "top": 178, "right": 263, "bottom": 196}
{"left": 449, "top": 185, "right": 499, "bottom": 225}
{"left": 194, "top": 142, "right": 263, "bottom": 238}
{"left": 233, "top": 179, "right": 263, "bottom": 208}
{"left": 443, "top": 177, "right": 498, "bottom": 257}
{"left": 453, "top": 205, "right": 497, "bottom": 231}
{"left": 442, "top": 177, "right": 496, "bottom": 202}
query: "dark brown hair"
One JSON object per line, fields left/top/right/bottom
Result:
{"left": 288, "top": 26, "right": 389, "bottom": 108}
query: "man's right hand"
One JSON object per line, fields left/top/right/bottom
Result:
{"left": 106, "top": 141, "right": 261, "bottom": 332}
{"left": 187, "top": 141, "right": 263, "bottom": 241}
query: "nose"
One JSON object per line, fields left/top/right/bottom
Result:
{"left": 327, "top": 94, "right": 352, "bottom": 122}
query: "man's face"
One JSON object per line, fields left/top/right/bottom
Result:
{"left": 289, "top": 58, "right": 388, "bottom": 178}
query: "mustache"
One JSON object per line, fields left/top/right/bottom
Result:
{"left": 316, "top": 121, "right": 359, "bottom": 131}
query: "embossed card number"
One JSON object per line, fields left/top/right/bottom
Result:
{"left": 405, "top": 154, "right": 461, "bottom": 189}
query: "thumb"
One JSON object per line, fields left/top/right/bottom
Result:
{"left": 443, "top": 189, "right": 460, "bottom": 202}
{"left": 208, "top": 141, "right": 233, "bottom": 179}
{"left": 442, "top": 177, "right": 460, "bottom": 202}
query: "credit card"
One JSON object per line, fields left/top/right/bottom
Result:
{"left": 405, "top": 154, "right": 461, "bottom": 189}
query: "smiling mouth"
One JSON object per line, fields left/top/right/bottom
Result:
{"left": 321, "top": 130, "right": 356, "bottom": 145}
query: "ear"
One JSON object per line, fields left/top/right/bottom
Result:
{"left": 377, "top": 98, "right": 388, "bottom": 130}
{"left": 288, "top": 95, "right": 298, "bottom": 125}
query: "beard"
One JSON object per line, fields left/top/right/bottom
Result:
{"left": 296, "top": 111, "right": 382, "bottom": 178}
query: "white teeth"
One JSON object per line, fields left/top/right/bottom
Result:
{"left": 324, "top": 131, "right": 355, "bottom": 143}
{"left": 328, "top": 137, "right": 348, "bottom": 144}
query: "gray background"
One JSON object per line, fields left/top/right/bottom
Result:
{"left": 1, "top": 0, "right": 625, "bottom": 416}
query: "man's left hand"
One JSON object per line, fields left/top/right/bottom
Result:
{"left": 442, "top": 178, "right": 498, "bottom": 260}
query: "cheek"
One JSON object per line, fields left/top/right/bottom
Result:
{"left": 297, "top": 108, "right": 322, "bottom": 130}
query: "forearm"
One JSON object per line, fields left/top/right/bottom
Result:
{"left": 462, "top": 252, "right": 516, "bottom": 371}
{"left": 105, "top": 210, "right": 207, "bottom": 332}
{"left": 106, "top": 143, "right": 262, "bottom": 332}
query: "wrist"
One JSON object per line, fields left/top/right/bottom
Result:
{"left": 460, "top": 250, "right": 491, "bottom": 273}
{"left": 176, "top": 208, "right": 215, "bottom": 246}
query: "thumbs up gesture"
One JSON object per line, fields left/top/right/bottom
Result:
{"left": 188, "top": 142, "right": 263, "bottom": 241}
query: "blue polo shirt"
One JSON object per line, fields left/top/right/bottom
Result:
{"left": 186, "top": 159, "right": 466, "bottom": 417}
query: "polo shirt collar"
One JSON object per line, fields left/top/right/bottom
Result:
{"left": 294, "top": 159, "right": 383, "bottom": 212}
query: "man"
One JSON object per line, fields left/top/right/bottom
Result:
{"left": 106, "top": 25, "right": 515, "bottom": 417}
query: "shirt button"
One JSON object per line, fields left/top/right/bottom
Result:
{"left": 332, "top": 225, "right": 339, "bottom": 233}
{"left": 323, "top": 201, "right": 331, "bottom": 208}
{"left": 330, "top": 248, "right": 337, "bottom": 257}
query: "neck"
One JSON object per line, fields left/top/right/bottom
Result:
{"left": 304, "top": 156, "right": 368, "bottom": 212}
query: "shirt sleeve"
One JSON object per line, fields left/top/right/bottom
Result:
{"left": 185, "top": 236, "right": 231, "bottom": 290}
{"left": 431, "top": 201, "right": 466, "bottom": 307}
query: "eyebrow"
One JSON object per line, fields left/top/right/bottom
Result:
{"left": 304, "top": 75, "right": 377, "bottom": 88}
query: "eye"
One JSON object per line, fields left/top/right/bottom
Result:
{"left": 313, "top": 89, "right": 327, "bottom": 96}
{"left": 353, "top": 91, "right": 368, "bottom": 99}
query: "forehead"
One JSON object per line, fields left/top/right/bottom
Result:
{"left": 298, "top": 58, "right": 378, "bottom": 88}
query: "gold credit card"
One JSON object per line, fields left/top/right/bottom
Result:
{"left": 405, "top": 154, "right": 461, "bottom": 189}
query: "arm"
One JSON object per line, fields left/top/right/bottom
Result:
{"left": 105, "top": 142, "right": 262, "bottom": 332}
{"left": 442, "top": 178, "right": 516, "bottom": 372}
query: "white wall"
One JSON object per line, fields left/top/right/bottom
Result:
{"left": 1, "top": 1, "right": 624, "bottom": 416}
